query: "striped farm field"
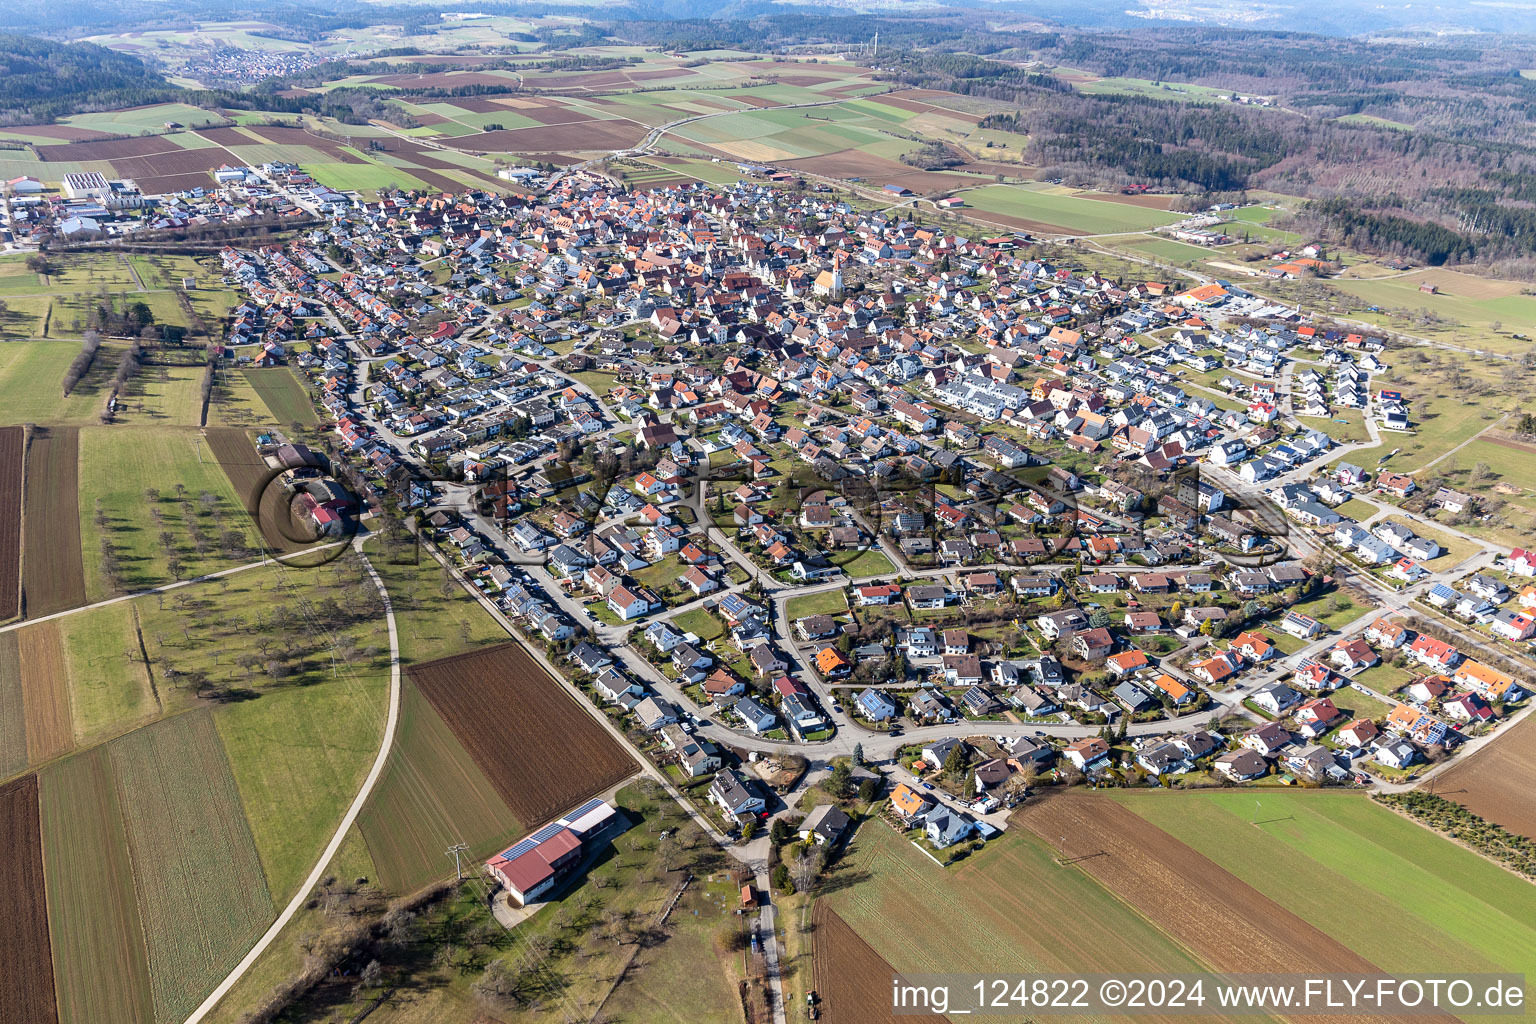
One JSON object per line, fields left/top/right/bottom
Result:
{"left": 0, "top": 425, "right": 19, "bottom": 620}
{"left": 0, "top": 774, "right": 58, "bottom": 1024}
{"left": 112, "top": 712, "right": 274, "bottom": 1024}
{"left": 1112, "top": 790, "right": 1536, "bottom": 982}
{"left": 22, "top": 426, "right": 86, "bottom": 618}
{"left": 0, "top": 634, "right": 24, "bottom": 779}
{"left": 359, "top": 678, "right": 521, "bottom": 893}
{"left": 19, "top": 623, "right": 72, "bottom": 765}
{"left": 41, "top": 747, "right": 155, "bottom": 1024}
{"left": 242, "top": 367, "right": 318, "bottom": 426}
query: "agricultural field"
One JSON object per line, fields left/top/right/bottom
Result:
{"left": 961, "top": 183, "right": 1183, "bottom": 235}
{"left": 0, "top": 426, "right": 20, "bottom": 620}
{"left": 1430, "top": 711, "right": 1536, "bottom": 841}
{"left": 813, "top": 902, "right": 941, "bottom": 1024}
{"left": 21, "top": 426, "right": 86, "bottom": 617}
{"left": 205, "top": 426, "right": 308, "bottom": 554}
{"left": 410, "top": 643, "right": 638, "bottom": 827}
{"left": 0, "top": 342, "right": 121, "bottom": 425}
{"left": 819, "top": 816, "right": 1247, "bottom": 1024}
{"left": 112, "top": 711, "right": 275, "bottom": 1024}
{"left": 17, "top": 623, "right": 73, "bottom": 766}
{"left": 242, "top": 367, "right": 318, "bottom": 426}
{"left": 40, "top": 747, "right": 155, "bottom": 1024}
{"left": 77, "top": 426, "right": 262, "bottom": 601}
{"left": 0, "top": 774, "right": 58, "bottom": 1024}
{"left": 358, "top": 678, "right": 521, "bottom": 893}
{"left": 1113, "top": 790, "right": 1536, "bottom": 980}
{"left": 58, "top": 601, "right": 158, "bottom": 750}
{"left": 1328, "top": 269, "right": 1536, "bottom": 355}
{"left": 0, "top": 635, "right": 24, "bottom": 779}
{"left": 1012, "top": 793, "right": 1393, "bottom": 982}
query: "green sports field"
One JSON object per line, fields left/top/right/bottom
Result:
{"left": 1113, "top": 791, "right": 1536, "bottom": 982}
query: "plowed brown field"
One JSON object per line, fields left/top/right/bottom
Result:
{"left": 812, "top": 902, "right": 946, "bottom": 1024}
{"left": 35, "top": 136, "right": 175, "bottom": 162}
{"left": 1013, "top": 792, "right": 1436, "bottom": 1024}
{"left": 0, "top": 774, "right": 59, "bottom": 1024}
{"left": 205, "top": 427, "right": 306, "bottom": 554}
{"left": 1431, "top": 712, "right": 1536, "bottom": 839}
{"left": 21, "top": 427, "right": 86, "bottom": 618}
{"left": 0, "top": 425, "right": 21, "bottom": 620}
{"left": 410, "top": 643, "right": 636, "bottom": 826}
{"left": 19, "top": 624, "right": 70, "bottom": 765}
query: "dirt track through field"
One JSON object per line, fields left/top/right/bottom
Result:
{"left": 1431, "top": 711, "right": 1536, "bottom": 840}
{"left": 410, "top": 643, "right": 636, "bottom": 827}
{"left": 0, "top": 425, "right": 21, "bottom": 620}
{"left": 812, "top": 902, "right": 947, "bottom": 1024}
{"left": 0, "top": 774, "right": 60, "bottom": 1024}
{"left": 22, "top": 427, "right": 86, "bottom": 618}
{"left": 1014, "top": 793, "right": 1441, "bottom": 1024}
{"left": 19, "top": 624, "right": 71, "bottom": 765}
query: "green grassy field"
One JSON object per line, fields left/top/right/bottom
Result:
{"left": 1337, "top": 113, "right": 1415, "bottom": 131}
{"left": 1113, "top": 791, "right": 1536, "bottom": 982}
{"left": 841, "top": 548, "right": 896, "bottom": 578}
{"left": 77, "top": 426, "right": 262, "bottom": 601}
{"left": 1287, "top": 590, "right": 1366, "bottom": 630}
{"left": 115, "top": 364, "right": 208, "bottom": 425}
{"left": 214, "top": 647, "right": 387, "bottom": 901}
{"left": 112, "top": 711, "right": 275, "bottom": 1024}
{"left": 785, "top": 589, "right": 849, "bottom": 619}
{"left": 823, "top": 815, "right": 1218, "bottom": 985}
{"left": 367, "top": 540, "right": 509, "bottom": 665}
{"left": 962, "top": 184, "right": 1181, "bottom": 234}
{"left": 305, "top": 160, "right": 430, "bottom": 194}
{"left": 0, "top": 341, "right": 122, "bottom": 424}
{"left": 358, "top": 679, "right": 520, "bottom": 893}
{"left": 1329, "top": 271, "right": 1536, "bottom": 355}
{"left": 40, "top": 746, "right": 156, "bottom": 1024}
{"left": 61, "top": 103, "right": 228, "bottom": 135}
{"left": 242, "top": 367, "right": 318, "bottom": 426}
{"left": 59, "top": 602, "right": 158, "bottom": 745}
{"left": 1113, "top": 234, "right": 1224, "bottom": 264}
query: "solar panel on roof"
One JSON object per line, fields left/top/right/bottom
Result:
{"left": 560, "top": 797, "right": 606, "bottom": 824}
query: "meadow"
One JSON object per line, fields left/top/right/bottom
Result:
{"left": 962, "top": 183, "right": 1183, "bottom": 235}
{"left": 76, "top": 426, "right": 262, "bottom": 601}
{"left": 242, "top": 367, "right": 318, "bottom": 426}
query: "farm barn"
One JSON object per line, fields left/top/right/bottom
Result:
{"left": 486, "top": 797, "right": 620, "bottom": 905}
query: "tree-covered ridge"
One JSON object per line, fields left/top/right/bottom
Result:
{"left": 0, "top": 33, "right": 171, "bottom": 122}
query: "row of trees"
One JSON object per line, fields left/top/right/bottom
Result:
{"left": 60, "top": 330, "right": 101, "bottom": 396}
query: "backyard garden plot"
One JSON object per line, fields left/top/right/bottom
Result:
{"left": 0, "top": 774, "right": 58, "bottom": 1024}
{"left": 410, "top": 643, "right": 638, "bottom": 827}
{"left": 358, "top": 678, "right": 522, "bottom": 894}
{"left": 41, "top": 747, "right": 155, "bottom": 1024}
{"left": 112, "top": 711, "right": 274, "bottom": 1024}
{"left": 1113, "top": 790, "right": 1536, "bottom": 980}
{"left": 22, "top": 426, "right": 86, "bottom": 618}
{"left": 0, "top": 426, "right": 19, "bottom": 620}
